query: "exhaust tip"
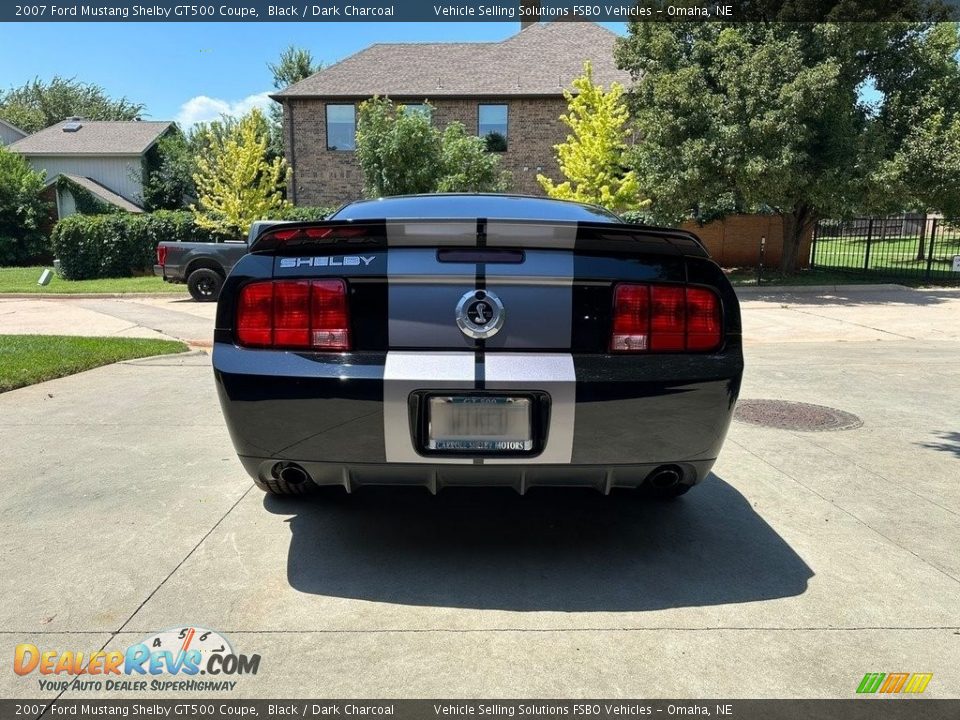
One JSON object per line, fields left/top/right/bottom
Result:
{"left": 276, "top": 463, "right": 309, "bottom": 485}
{"left": 647, "top": 465, "right": 683, "bottom": 490}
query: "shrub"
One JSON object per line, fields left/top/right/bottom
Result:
{"left": 0, "top": 146, "right": 50, "bottom": 266}
{"left": 619, "top": 210, "right": 657, "bottom": 225}
{"left": 51, "top": 211, "right": 229, "bottom": 280}
{"left": 271, "top": 205, "right": 336, "bottom": 221}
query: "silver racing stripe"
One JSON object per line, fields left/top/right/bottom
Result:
{"left": 385, "top": 220, "right": 477, "bottom": 246}
{"left": 483, "top": 353, "right": 577, "bottom": 464}
{"left": 486, "top": 221, "right": 578, "bottom": 249}
{"left": 387, "top": 248, "right": 574, "bottom": 349}
{"left": 383, "top": 218, "right": 578, "bottom": 464}
{"left": 383, "top": 352, "right": 476, "bottom": 464}
{"left": 387, "top": 248, "right": 479, "bottom": 349}
{"left": 384, "top": 220, "right": 579, "bottom": 249}
{"left": 382, "top": 351, "right": 577, "bottom": 464}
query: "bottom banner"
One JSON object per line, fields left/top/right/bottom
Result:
{"left": 2, "top": 699, "right": 958, "bottom": 720}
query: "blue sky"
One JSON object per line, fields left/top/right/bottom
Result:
{"left": 0, "top": 22, "right": 626, "bottom": 127}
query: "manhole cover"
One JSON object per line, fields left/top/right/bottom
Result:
{"left": 734, "top": 399, "right": 863, "bottom": 432}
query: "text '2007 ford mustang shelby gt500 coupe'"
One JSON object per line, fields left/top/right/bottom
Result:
{"left": 212, "top": 194, "right": 744, "bottom": 499}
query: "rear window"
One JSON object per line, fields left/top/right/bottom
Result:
{"left": 330, "top": 195, "right": 620, "bottom": 223}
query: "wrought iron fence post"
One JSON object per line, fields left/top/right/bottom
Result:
{"left": 864, "top": 218, "right": 874, "bottom": 274}
{"left": 916, "top": 215, "right": 928, "bottom": 261}
{"left": 925, "top": 218, "right": 938, "bottom": 280}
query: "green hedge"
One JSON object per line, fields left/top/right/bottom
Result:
{"left": 272, "top": 205, "right": 336, "bottom": 221}
{"left": 51, "top": 207, "right": 337, "bottom": 280}
{"left": 51, "top": 211, "right": 226, "bottom": 280}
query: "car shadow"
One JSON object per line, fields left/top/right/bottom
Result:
{"left": 918, "top": 431, "right": 960, "bottom": 458}
{"left": 263, "top": 474, "right": 813, "bottom": 611}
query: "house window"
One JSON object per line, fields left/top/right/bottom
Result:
{"left": 478, "top": 104, "right": 508, "bottom": 151}
{"left": 326, "top": 104, "right": 356, "bottom": 151}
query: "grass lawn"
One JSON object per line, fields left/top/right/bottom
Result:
{"left": 811, "top": 234, "right": 960, "bottom": 280}
{"left": 0, "top": 335, "right": 188, "bottom": 393}
{"left": 0, "top": 266, "right": 183, "bottom": 295}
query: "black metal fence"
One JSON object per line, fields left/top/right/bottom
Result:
{"left": 811, "top": 215, "right": 960, "bottom": 282}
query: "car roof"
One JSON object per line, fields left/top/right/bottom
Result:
{"left": 330, "top": 194, "right": 621, "bottom": 223}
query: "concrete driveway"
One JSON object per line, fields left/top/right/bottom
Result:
{"left": 0, "top": 296, "right": 216, "bottom": 345}
{"left": 1, "top": 286, "right": 958, "bottom": 699}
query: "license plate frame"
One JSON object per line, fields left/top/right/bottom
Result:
{"left": 412, "top": 391, "right": 549, "bottom": 457}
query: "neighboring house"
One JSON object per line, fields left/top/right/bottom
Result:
{"left": 0, "top": 118, "right": 27, "bottom": 146}
{"left": 272, "top": 21, "right": 631, "bottom": 206}
{"left": 7, "top": 119, "right": 173, "bottom": 218}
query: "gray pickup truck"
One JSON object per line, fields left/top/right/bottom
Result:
{"left": 154, "top": 221, "right": 290, "bottom": 301}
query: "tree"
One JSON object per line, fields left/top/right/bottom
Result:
{"left": 355, "top": 98, "right": 510, "bottom": 197}
{"left": 192, "top": 108, "right": 289, "bottom": 238}
{"left": 0, "top": 76, "right": 144, "bottom": 134}
{"left": 484, "top": 132, "right": 507, "bottom": 152}
{"left": 267, "top": 45, "right": 322, "bottom": 158}
{"left": 141, "top": 127, "right": 197, "bottom": 211}
{"left": 437, "top": 123, "right": 511, "bottom": 193}
{"left": 870, "top": 22, "right": 960, "bottom": 221}
{"left": 538, "top": 62, "right": 646, "bottom": 213}
{"left": 614, "top": 17, "right": 960, "bottom": 272}
{"left": 355, "top": 98, "right": 442, "bottom": 197}
{"left": 0, "top": 146, "right": 49, "bottom": 266}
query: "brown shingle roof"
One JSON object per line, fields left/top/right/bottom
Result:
{"left": 273, "top": 22, "right": 631, "bottom": 99}
{"left": 56, "top": 174, "right": 144, "bottom": 213}
{"left": 0, "top": 117, "right": 27, "bottom": 138}
{"left": 9, "top": 120, "right": 172, "bottom": 156}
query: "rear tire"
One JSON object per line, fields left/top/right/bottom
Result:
{"left": 187, "top": 268, "right": 223, "bottom": 302}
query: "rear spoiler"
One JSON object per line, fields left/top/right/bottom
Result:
{"left": 248, "top": 218, "right": 710, "bottom": 258}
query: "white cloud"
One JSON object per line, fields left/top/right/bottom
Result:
{"left": 175, "top": 91, "right": 273, "bottom": 128}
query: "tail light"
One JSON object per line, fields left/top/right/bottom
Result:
{"left": 236, "top": 279, "right": 350, "bottom": 350}
{"left": 156, "top": 245, "right": 167, "bottom": 266}
{"left": 612, "top": 283, "right": 722, "bottom": 352}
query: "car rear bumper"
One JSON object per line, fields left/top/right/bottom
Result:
{"left": 154, "top": 264, "right": 178, "bottom": 283}
{"left": 213, "top": 340, "right": 743, "bottom": 489}
{"left": 239, "top": 457, "right": 716, "bottom": 494}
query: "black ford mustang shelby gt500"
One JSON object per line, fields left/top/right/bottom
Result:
{"left": 213, "top": 194, "right": 743, "bottom": 499}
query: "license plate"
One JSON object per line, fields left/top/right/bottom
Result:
{"left": 427, "top": 396, "right": 533, "bottom": 452}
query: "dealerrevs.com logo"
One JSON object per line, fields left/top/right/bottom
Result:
{"left": 14, "top": 626, "right": 260, "bottom": 693}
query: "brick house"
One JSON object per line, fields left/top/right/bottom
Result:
{"left": 272, "top": 22, "right": 631, "bottom": 207}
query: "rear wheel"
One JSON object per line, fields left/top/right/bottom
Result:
{"left": 187, "top": 268, "right": 223, "bottom": 302}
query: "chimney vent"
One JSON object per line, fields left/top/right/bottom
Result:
{"left": 520, "top": 0, "right": 539, "bottom": 29}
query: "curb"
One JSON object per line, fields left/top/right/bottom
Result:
{"left": 120, "top": 348, "right": 208, "bottom": 365}
{"left": 734, "top": 283, "right": 911, "bottom": 296}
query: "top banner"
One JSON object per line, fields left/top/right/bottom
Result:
{"left": 4, "top": 0, "right": 960, "bottom": 22}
